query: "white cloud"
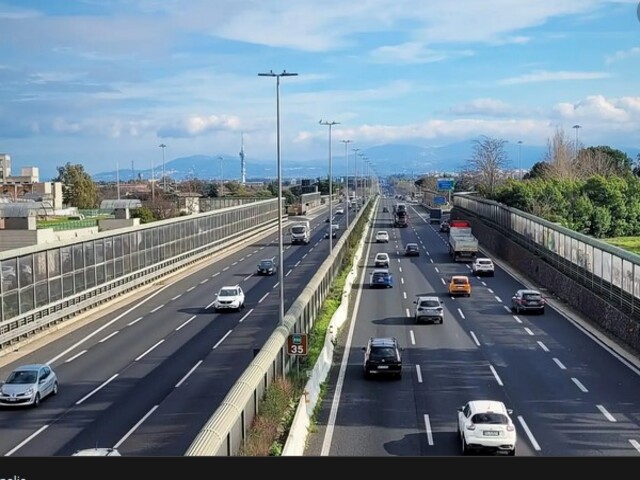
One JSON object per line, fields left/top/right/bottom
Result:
{"left": 605, "top": 46, "right": 640, "bottom": 64}
{"left": 552, "top": 94, "right": 636, "bottom": 122}
{"left": 499, "top": 70, "right": 611, "bottom": 85}
{"left": 369, "top": 42, "right": 473, "bottom": 64}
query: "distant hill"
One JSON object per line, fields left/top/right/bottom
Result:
{"left": 90, "top": 142, "right": 640, "bottom": 182}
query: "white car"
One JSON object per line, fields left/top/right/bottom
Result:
{"left": 375, "top": 231, "right": 389, "bottom": 243}
{"left": 335, "top": 207, "right": 344, "bottom": 215}
{"left": 457, "top": 400, "right": 517, "bottom": 456}
{"left": 471, "top": 257, "right": 495, "bottom": 277}
{"left": 72, "top": 448, "right": 121, "bottom": 456}
{"left": 0, "top": 364, "right": 58, "bottom": 407}
{"left": 374, "top": 252, "right": 390, "bottom": 267}
{"left": 213, "top": 285, "right": 245, "bottom": 312}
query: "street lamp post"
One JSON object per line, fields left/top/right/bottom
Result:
{"left": 258, "top": 69, "right": 298, "bottom": 327}
{"left": 340, "top": 139, "right": 351, "bottom": 228}
{"left": 352, "top": 148, "right": 360, "bottom": 205}
{"left": 517, "top": 140, "right": 523, "bottom": 179}
{"left": 159, "top": 143, "right": 167, "bottom": 192}
{"left": 218, "top": 156, "right": 224, "bottom": 197}
{"left": 319, "top": 120, "right": 340, "bottom": 254}
{"left": 572, "top": 124, "right": 581, "bottom": 161}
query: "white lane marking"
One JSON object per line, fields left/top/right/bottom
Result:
{"left": 254, "top": 249, "right": 260, "bottom": 253}
{"left": 503, "top": 305, "right": 511, "bottom": 312}
{"left": 200, "top": 278, "right": 209, "bottom": 284}
{"left": 303, "top": 253, "right": 308, "bottom": 259}
{"left": 405, "top": 308, "right": 411, "bottom": 317}
{"left": 426, "top": 251, "right": 430, "bottom": 256}
{"left": 222, "top": 266, "right": 230, "bottom": 271}
{"left": 434, "top": 267, "right": 440, "bottom": 273}
{"left": 65, "top": 350, "right": 87, "bottom": 363}
{"left": 423, "top": 414, "right": 434, "bottom": 446}
{"left": 187, "top": 286, "right": 196, "bottom": 292}
{"left": 470, "top": 331, "right": 480, "bottom": 346}
{"left": 286, "top": 269, "right": 293, "bottom": 277}
{"left": 440, "top": 278, "right": 446, "bottom": 285}
{"left": 597, "top": 404, "right": 617, "bottom": 422}
{"left": 401, "top": 278, "right": 404, "bottom": 284}
{"left": 114, "top": 405, "right": 159, "bottom": 448}
{"left": 240, "top": 308, "right": 254, "bottom": 323}
{"left": 409, "top": 330, "right": 416, "bottom": 345}
{"left": 127, "top": 316, "right": 143, "bottom": 326}
{"left": 482, "top": 281, "right": 487, "bottom": 287}
{"left": 175, "top": 360, "right": 203, "bottom": 388}
{"left": 310, "top": 247, "right": 315, "bottom": 252}
{"left": 150, "top": 304, "right": 164, "bottom": 313}
{"left": 430, "top": 258, "right": 433, "bottom": 263}
{"left": 211, "top": 272, "right": 220, "bottom": 278}
{"left": 416, "top": 365, "right": 423, "bottom": 383}
{"left": 489, "top": 364, "right": 504, "bottom": 386}
{"left": 239, "top": 257, "right": 245, "bottom": 262}
{"left": 398, "top": 267, "right": 403, "bottom": 273}
{"left": 232, "top": 261, "right": 238, "bottom": 266}
{"left": 458, "top": 308, "right": 465, "bottom": 319}
{"left": 171, "top": 294, "right": 182, "bottom": 301}
{"left": 244, "top": 274, "right": 253, "bottom": 281}
{"left": 517, "top": 416, "right": 541, "bottom": 451}
{"left": 99, "top": 331, "right": 119, "bottom": 343}
{"left": 206, "top": 300, "right": 215, "bottom": 309}
{"left": 403, "top": 292, "right": 407, "bottom": 299}
{"left": 213, "top": 330, "right": 233, "bottom": 349}
{"left": 135, "top": 340, "right": 165, "bottom": 361}
{"left": 46, "top": 283, "right": 172, "bottom": 365}
{"left": 176, "top": 315, "right": 197, "bottom": 331}
{"left": 295, "top": 261, "right": 301, "bottom": 267}
{"left": 4, "top": 425, "right": 49, "bottom": 456}
{"left": 76, "top": 373, "right": 119, "bottom": 405}
{"left": 629, "top": 439, "right": 640, "bottom": 453}
{"left": 537, "top": 341, "right": 549, "bottom": 352}
{"left": 514, "top": 316, "right": 523, "bottom": 324}
{"left": 246, "top": 253, "right": 252, "bottom": 257}
{"left": 488, "top": 288, "right": 494, "bottom": 294}
{"left": 572, "top": 378, "right": 589, "bottom": 393}
{"left": 553, "top": 358, "right": 566, "bottom": 370}
{"left": 259, "top": 293, "right": 269, "bottom": 303}
{"left": 524, "top": 327, "right": 535, "bottom": 336}
{"left": 494, "top": 296, "right": 502, "bottom": 302}
{"left": 273, "top": 282, "right": 280, "bottom": 289}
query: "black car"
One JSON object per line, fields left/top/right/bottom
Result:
{"left": 362, "top": 337, "right": 403, "bottom": 379}
{"left": 382, "top": 207, "right": 389, "bottom": 213}
{"left": 440, "top": 221, "right": 450, "bottom": 233}
{"left": 257, "top": 258, "right": 277, "bottom": 275}
{"left": 404, "top": 243, "right": 420, "bottom": 256}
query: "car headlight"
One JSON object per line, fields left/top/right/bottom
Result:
{"left": 25, "top": 387, "right": 34, "bottom": 396}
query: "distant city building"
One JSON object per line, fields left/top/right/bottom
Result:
{"left": 0, "top": 153, "right": 63, "bottom": 209}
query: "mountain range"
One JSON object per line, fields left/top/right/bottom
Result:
{"left": 89, "top": 141, "right": 640, "bottom": 183}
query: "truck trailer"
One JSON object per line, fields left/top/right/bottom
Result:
{"left": 447, "top": 219, "right": 478, "bottom": 261}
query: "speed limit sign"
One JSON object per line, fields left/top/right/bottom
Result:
{"left": 287, "top": 333, "right": 308, "bottom": 356}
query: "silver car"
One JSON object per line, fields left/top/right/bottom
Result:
{"left": 0, "top": 364, "right": 58, "bottom": 407}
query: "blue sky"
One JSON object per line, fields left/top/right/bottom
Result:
{"left": 0, "top": 0, "right": 639, "bottom": 178}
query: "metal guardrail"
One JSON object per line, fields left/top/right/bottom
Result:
{"left": 184, "top": 198, "right": 374, "bottom": 456}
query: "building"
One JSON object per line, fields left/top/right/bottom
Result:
{"left": 0, "top": 154, "right": 64, "bottom": 210}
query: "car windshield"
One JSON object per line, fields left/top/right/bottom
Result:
{"left": 6, "top": 370, "right": 37, "bottom": 384}
{"left": 369, "top": 347, "right": 397, "bottom": 360}
{"left": 291, "top": 227, "right": 305, "bottom": 233}
{"left": 219, "top": 289, "right": 238, "bottom": 297}
{"left": 471, "top": 413, "right": 509, "bottom": 425}
{"left": 420, "top": 300, "right": 440, "bottom": 308}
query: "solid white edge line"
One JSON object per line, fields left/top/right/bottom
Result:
{"left": 5, "top": 425, "right": 49, "bottom": 456}
{"left": 175, "top": 360, "right": 203, "bottom": 388}
{"left": 517, "top": 416, "right": 541, "bottom": 451}
{"left": 75, "top": 373, "right": 119, "bottom": 405}
{"left": 114, "top": 405, "right": 160, "bottom": 448}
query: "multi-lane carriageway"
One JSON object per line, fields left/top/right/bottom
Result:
{"left": 304, "top": 197, "right": 640, "bottom": 456}
{"left": 0, "top": 201, "right": 353, "bottom": 456}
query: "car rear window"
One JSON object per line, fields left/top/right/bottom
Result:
{"left": 370, "top": 347, "right": 398, "bottom": 360}
{"left": 420, "top": 300, "right": 440, "bottom": 308}
{"left": 372, "top": 273, "right": 389, "bottom": 280}
{"left": 471, "top": 413, "right": 509, "bottom": 425}
{"left": 523, "top": 293, "right": 541, "bottom": 300}
{"left": 453, "top": 278, "right": 468, "bottom": 284}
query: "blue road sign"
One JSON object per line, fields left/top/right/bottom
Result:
{"left": 434, "top": 196, "right": 446, "bottom": 205}
{"left": 437, "top": 178, "right": 455, "bottom": 190}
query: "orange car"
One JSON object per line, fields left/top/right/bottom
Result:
{"left": 448, "top": 275, "right": 471, "bottom": 297}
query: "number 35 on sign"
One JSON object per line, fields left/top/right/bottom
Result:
{"left": 287, "top": 333, "right": 308, "bottom": 355}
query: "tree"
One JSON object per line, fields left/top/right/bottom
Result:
{"left": 576, "top": 146, "right": 632, "bottom": 178}
{"left": 523, "top": 161, "right": 551, "bottom": 180}
{"left": 466, "top": 135, "right": 510, "bottom": 196}
{"left": 543, "top": 127, "right": 577, "bottom": 180}
{"left": 53, "top": 162, "right": 98, "bottom": 209}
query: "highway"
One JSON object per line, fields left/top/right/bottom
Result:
{"left": 0, "top": 200, "right": 355, "bottom": 456}
{"left": 304, "top": 196, "right": 640, "bottom": 456}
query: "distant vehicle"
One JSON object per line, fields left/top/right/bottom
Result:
{"left": 369, "top": 268, "right": 393, "bottom": 288}
{"left": 257, "top": 258, "right": 277, "bottom": 276}
{"left": 457, "top": 400, "right": 517, "bottom": 456}
{"left": 335, "top": 207, "right": 344, "bottom": 215}
{"left": 404, "top": 243, "right": 420, "bottom": 256}
{"left": 429, "top": 207, "right": 443, "bottom": 224}
{"left": 472, "top": 258, "right": 495, "bottom": 277}
{"left": 448, "top": 275, "right": 471, "bottom": 297}
{"left": 324, "top": 223, "right": 339, "bottom": 238}
{"left": 382, "top": 206, "right": 389, "bottom": 213}
{"left": 414, "top": 296, "right": 444, "bottom": 324}
{"left": 72, "top": 448, "right": 121, "bottom": 456}
{"left": 289, "top": 220, "right": 311, "bottom": 245}
{"left": 375, "top": 231, "right": 390, "bottom": 243}
{"left": 374, "top": 252, "right": 390, "bottom": 268}
{"left": 440, "top": 221, "right": 450, "bottom": 233}
{"left": 0, "top": 364, "right": 58, "bottom": 407}
{"left": 213, "top": 285, "right": 245, "bottom": 312}
{"left": 511, "top": 289, "right": 545, "bottom": 314}
{"left": 362, "top": 337, "right": 403, "bottom": 379}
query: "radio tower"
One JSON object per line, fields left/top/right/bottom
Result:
{"left": 239, "top": 133, "right": 246, "bottom": 184}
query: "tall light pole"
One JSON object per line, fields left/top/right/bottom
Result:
{"left": 319, "top": 120, "right": 340, "bottom": 253}
{"left": 572, "top": 124, "right": 581, "bottom": 162}
{"left": 218, "top": 156, "right": 224, "bottom": 197}
{"left": 352, "top": 148, "right": 360, "bottom": 205}
{"left": 258, "top": 69, "right": 298, "bottom": 327}
{"left": 340, "top": 139, "right": 351, "bottom": 228}
{"left": 517, "top": 140, "right": 523, "bottom": 179}
{"left": 159, "top": 143, "right": 167, "bottom": 192}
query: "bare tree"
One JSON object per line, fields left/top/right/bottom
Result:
{"left": 574, "top": 148, "right": 619, "bottom": 178}
{"left": 467, "top": 135, "right": 510, "bottom": 196}
{"left": 543, "top": 126, "right": 578, "bottom": 180}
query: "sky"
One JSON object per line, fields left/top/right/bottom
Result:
{"left": 0, "top": 0, "right": 639, "bottom": 179}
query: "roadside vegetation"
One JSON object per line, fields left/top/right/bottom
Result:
{"left": 238, "top": 202, "right": 371, "bottom": 456}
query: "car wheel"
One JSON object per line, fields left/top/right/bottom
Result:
{"left": 439, "top": 318, "right": 444, "bottom": 324}
{"left": 52, "top": 381, "right": 59, "bottom": 396}
{"left": 33, "top": 393, "right": 40, "bottom": 408}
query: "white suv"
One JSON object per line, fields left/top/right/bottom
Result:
{"left": 457, "top": 400, "right": 516, "bottom": 455}
{"left": 471, "top": 257, "right": 495, "bottom": 277}
{"left": 375, "top": 231, "right": 389, "bottom": 243}
{"left": 374, "top": 252, "right": 390, "bottom": 267}
{"left": 414, "top": 296, "right": 444, "bottom": 324}
{"left": 213, "top": 285, "right": 245, "bottom": 312}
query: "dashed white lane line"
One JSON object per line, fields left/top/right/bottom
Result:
{"left": 470, "top": 331, "right": 480, "bottom": 346}
{"left": 488, "top": 288, "right": 494, "bottom": 294}
{"left": 99, "top": 331, "right": 119, "bottom": 343}
{"left": 171, "top": 294, "right": 182, "bottom": 301}
{"left": 176, "top": 315, "right": 196, "bottom": 331}
{"left": 553, "top": 358, "right": 566, "bottom": 370}
{"left": 211, "top": 272, "right": 220, "bottom": 278}
{"left": 430, "top": 258, "right": 433, "bottom": 263}
{"left": 114, "top": 405, "right": 159, "bottom": 449}
{"left": 175, "top": 360, "right": 203, "bottom": 388}
{"left": 423, "top": 414, "right": 434, "bottom": 446}
{"left": 524, "top": 327, "right": 535, "bottom": 336}
{"left": 489, "top": 364, "right": 504, "bottom": 386}
{"left": 597, "top": 404, "right": 617, "bottom": 422}
{"left": 403, "top": 292, "right": 407, "bottom": 299}
{"left": 416, "top": 365, "right": 423, "bottom": 383}
{"left": 440, "top": 278, "right": 446, "bottom": 285}
{"left": 434, "top": 267, "right": 440, "bottom": 273}
{"left": 401, "top": 278, "right": 404, "bottom": 284}
{"left": 65, "top": 350, "right": 87, "bottom": 363}
{"left": 409, "top": 330, "right": 416, "bottom": 345}
{"left": 503, "top": 305, "right": 511, "bottom": 312}
{"left": 4, "top": 425, "right": 49, "bottom": 456}
{"left": 259, "top": 292, "right": 269, "bottom": 303}
{"left": 76, "top": 373, "right": 119, "bottom": 405}
{"left": 286, "top": 269, "right": 293, "bottom": 277}
{"left": 629, "top": 439, "right": 640, "bottom": 453}
{"left": 240, "top": 308, "right": 254, "bottom": 323}
{"left": 572, "top": 377, "right": 589, "bottom": 393}
{"left": 128, "top": 316, "right": 143, "bottom": 326}
{"left": 273, "top": 282, "right": 280, "bottom": 289}
{"left": 200, "top": 278, "right": 209, "bottom": 284}
{"left": 222, "top": 266, "right": 230, "bottom": 271}
{"left": 213, "top": 330, "right": 233, "bottom": 349}
{"left": 494, "top": 296, "right": 502, "bottom": 302}
{"left": 537, "top": 341, "right": 549, "bottom": 352}
{"left": 405, "top": 308, "right": 411, "bottom": 317}
{"left": 244, "top": 273, "right": 253, "bottom": 281}
{"left": 150, "top": 304, "right": 164, "bottom": 313}
{"left": 135, "top": 340, "right": 165, "bottom": 361}
{"left": 295, "top": 261, "right": 301, "bottom": 267}
{"left": 458, "top": 308, "right": 465, "bottom": 319}
{"left": 514, "top": 316, "right": 523, "bottom": 324}
{"left": 517, "top": 416, "right": 541, "bottom": 451}
{"left": 187, "top": 286, "right": 196, "bottom": 292}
